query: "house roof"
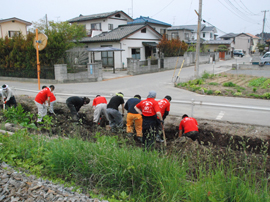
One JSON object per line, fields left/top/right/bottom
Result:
{"left": 245, "top": 33, "right": 260, "bottom": 39}
{"left": 201, "top": 26, "right": 217, "bottom": 33}
{"left": 167, "top": 26, "right": 193, "bottom": 31}
{"left": 68, "top": 10, "right": 132, "bottom": 23}
{"left": 0, "top": 17, "right": 31, "bottom": 26}
{"left": 127, "top": 16, "right": 171, "bottom": 27}
{"left": 236, "top": 33, "right": 253, "bottom": 38}
{"left": 219, "top": 33, "right": 238, "bottom": 38}
{"left": 80, "top": 24, "right": 161, "bottom": 43}
{"left": 203, "top": 39, "right": 233, "bottom": 45}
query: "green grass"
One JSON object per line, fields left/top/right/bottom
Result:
{"left": 209, "top": 82, "right": 219, "bottom": 86}
{"left": 223, "top": 82, "right": 236, "bottom": 87}
{"left": 248, "top": 77, "right": 267, "bottom": 87}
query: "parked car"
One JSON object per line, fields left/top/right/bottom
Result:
{"left": 259, "top": 52, "right": 270, "bottom": 67}
{"left": 233, "top": 49, "right": 244, "bottom": 57}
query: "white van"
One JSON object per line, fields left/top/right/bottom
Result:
{"left": 259, "top": 52, "right": 270, "bottom": 66}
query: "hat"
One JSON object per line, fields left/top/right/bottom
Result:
{"left": 2, "top": 84, "right": 8, "bottom": 90}
{"left": 116, "top": 92, "right": 124, "bottom": 97}
{"left": 147, "top": 90, "right": 156, "bottom": 98}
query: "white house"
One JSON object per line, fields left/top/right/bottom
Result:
{"left": 79, "top": 24, "right": 162, "bottom": 68}
{"left": 68, "top": 10, "right": 133, "bottom": 37}
{"left": 246, "top": 33, "right": 261, "bottom": 52}
{"left": 167, "top": 24, "right": 217, "bottom": 41}
{"left": 0, "top": 17, "right": 32, "bottom": 39}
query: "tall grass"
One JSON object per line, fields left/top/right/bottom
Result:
{"left": 0, "top": 130, "right": 269, "bottom": 201}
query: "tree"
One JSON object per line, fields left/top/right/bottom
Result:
{"left": 31, "top": 19, "right": 86, "bottom": 66}
{"left": 217, "top": 45, "right": 228, "bottom": 52}
{"left": 157, "top": 35, "right": 188, "bottom": 57}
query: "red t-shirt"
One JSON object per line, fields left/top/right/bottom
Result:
{"left": 135, "top": 98, "right": 160, "bottom": 116}
{"left": 179, "top": 117, "right": 198, "bottom": 133}
{"left": 50, "top": 92, "right": 56, "bottom": 102}
{"left": 92, "top": 96, "right": 107, "bottom": 106}
{"left": 35, "top": 87, "right": 51, "bottom": 104}
{"left": 158, "top": 98, "right": 170, "bottom": 117}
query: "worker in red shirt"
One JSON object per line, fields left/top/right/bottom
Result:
{"left": 46, "top": 85, "right": 56, "bottom": 115}
{"left": 35, "top": 85, "right": 54, "bottom": 122}
{"left": 179, "top": 114, "right": 199, "bottom": 141}
{"left": 92, "top": 95, "right": 109, "bottom": 124}
{"left": 135, "top": 90, "right": 163, "bottom": 148}
{"left": 156, "top": 95, "right": 171, "bottom": 142}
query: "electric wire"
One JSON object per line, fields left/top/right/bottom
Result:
{"left": 217, "top": 0, "right": 260, "bottom": 25}
{"left": 185, "top": 0, "right": 194, "bottom": 24}
{"left": 239, "top": 0, "right": 259, "bottom": 16}
{"left": 151, "top": 0, "right": 175, "bottom": 18}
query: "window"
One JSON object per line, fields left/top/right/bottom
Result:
{"left": 101, "top": 45, "right": 114, "bottom": 67}
{"left": 160, "top": 29, "right": 166, "bottom": 35}
{"left": 203, "top": 32, "right": 206, "bottom": 38}
{"left": 210, "top": 33, "right": 213, "bottom": 38}
{"left": 115, "top": 14, "right": 121, "bottom": 18}
{"left": 171, "top": 32, "right": 179, "bottom": 39}
{"left": 185, "top": 33, "right": 189, "bottom": 40}
{"left": 8, "top": 31, "right": 20, "bottom": 38}
{"left": 108, "top": 24, "right": 113, "bottom": 30}
{"left": 91, "top": 23, "right": 101, "bottom": 30}
{"left": 141, "top": 28, "right": 146, "bottom": 33}
{"left": 132, "top": 48, "right": 140, "bottom": 59}
{"left": 263, "top": 54, "right": 270, "bottom": 58}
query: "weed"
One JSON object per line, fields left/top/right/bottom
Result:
{"left": 234, "top": 92, "right": 242, "bottom": 96}
{"left": 223, "top": 82, "right": 236, "bottom": 87}
{"left": 263, "top": 92, "right": 270, "bottom": 99}
{"left": 248, "top": 77, "right": 267, "bottom": 87}
{"left": 209, "top": 82, "right": 219, "bottom": 86}
{"left": 202, "top": 71, "right": 210, "bottom": 79}
{"left": 206, "top": 90, "right": 213, "bottom": 95}
{"left": 214, "top": 90, "right": 221, "bottom": 95}
{"left": 253, "top": 87, "right": 257, "bottom": 92}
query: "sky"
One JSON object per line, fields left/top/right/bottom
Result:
{"left": 1, "top": 0, "right": 270, "bottom": 37}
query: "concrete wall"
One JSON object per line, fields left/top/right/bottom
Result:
{"left": 54, "top": 63, "right": 102, "bottom": 83}
{"left": 127, "top": 58, "right": 160, "bottom": 75}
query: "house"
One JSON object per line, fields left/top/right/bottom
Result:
{"left": 68, "top": 10, "right": 133, "bottom": 37}
{"left": 79, "top": 24, "right": 162, "bottom": 68}
{"left": 0, "top": 17, "right": 32, "bottom": 39}
{"left": 203, "top": 39, "right": 234, "bottom": 52}
{"left": 219, "top": 33, "right": 252, "bottom": 54}
{"left": 127, "top": 16, "right": 171, "bottom": 35}
{"left": 246, "top": 33, "right": 261, "bottom": 52}
{"left": 167, "top": 24, "right": 217, "bottom": 41}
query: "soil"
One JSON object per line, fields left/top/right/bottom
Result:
{"left": 177, "top": 72, "right": 270, "bottom": 98}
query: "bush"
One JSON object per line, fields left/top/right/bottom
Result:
{"left": 206, "top": 90, "right": 213, "bottom": 95}
{"left": 253, "top": 88, "right": 257, "bottom": 92}
{"left": 214, "top": 90, "right": 221, "bottom": 95}
{"left": 223, "top": 82, "right": 236, "bottom": 87}
{"left": 202, "top": 71, "right": 210, "bottom": 79}
{"left": 234, "top": 92, "right": 242, "bottom": 96}
{"left": 263, "top": 92, "right": 270, "bottom": 99}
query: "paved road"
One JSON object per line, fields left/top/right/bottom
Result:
{"left": 3, "top": 55, "right": 270, "bottom": 126}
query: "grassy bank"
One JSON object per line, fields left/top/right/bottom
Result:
{"left": 0, "top": 130, "right": 269, "bottom": 201}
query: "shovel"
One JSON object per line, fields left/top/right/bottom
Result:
{"left": 161, "top": 122, "right": 167, "bottom": 147}
{"left": 3, "top": 102, "right": 5, "bottom": 111}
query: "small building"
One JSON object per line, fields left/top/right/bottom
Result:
{"left": 0, "top": 17, "right": 32, "bottom": 39}
{"left": 79, "top": 24, "right": 162, "bottom": 69}
{"left": 166, "top": 26, "right": 193, "bottom": 41}
{"left": 246, "top": 33, "right": 261, "bottom": 52}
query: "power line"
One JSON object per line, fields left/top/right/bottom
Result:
{"left": 217, "top": 0, "right": 260, "bottom": 25}
{"left": 185, "top": 0, "right": 194, "bottom": 24}
{"left": 239, "top": 0, "right": 258, "bottom": 16}
{"left": 202, "top": 19, "right": 227, "bottom": 34}
{"left": 151, "top": 0, "right": 175, "bottom": 18}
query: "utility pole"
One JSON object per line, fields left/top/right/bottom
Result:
{"left": 261, "top": 10, "right": 269, "bottom": 44}
{"left": 194, "top": 0, "right": 202, "bottom": 78}
{"left": 45, "top": 14, "right": 48, "bottom": 31}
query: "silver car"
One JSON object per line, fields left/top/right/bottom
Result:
{"left": 259, "top": 52, "right": 270, "bottom": 66}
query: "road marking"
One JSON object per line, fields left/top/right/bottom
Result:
{"left": 216, "top": 111, "right": 225, "bottom": 120}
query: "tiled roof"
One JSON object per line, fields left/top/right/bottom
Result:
{"left": 219, "top": 33, "right": 238, "bottom": 38}
{"left": 246, "top": 33, "right": 260, "bottom": 39}
{"left": 68, "top": 10, "right": 132, "bottom": 23}
{"left": 80, "top": 24, "right": 160, "bottom": 42}
{"left": 167, "top": 24, "right": 206, "bottom": 32}
{"left": 201, "top": 26, "right": 216, "bottom": 33}
{"left": 127, "top": 16, "right": 171, "bottom": 27}
{"left": 0, "top": 17, "right": 31, "bottom": 26}
{"left": 203, "top": 39, "right": 233, "bottom": 45}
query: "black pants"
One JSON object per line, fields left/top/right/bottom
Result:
{"left": 5, "top": 96, "right": 17, "bottom": 108}
{"left": 184, "top": 131, "right": 199, "bottom": 141}
{"left": 142, "top": 116, "right": 158, "bottom": 149}
{"left": 66, "top": 102, "right": 78, "bottom": 121}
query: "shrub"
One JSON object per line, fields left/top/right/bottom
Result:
{"left": 261, "top": 79, "right": 270, "bottom": 89}
{"left": 214, "top": 90, "right": 221, "bottom": 95}
{"left": 263, "top": 92, "right": 270, "bottom": 99}
{"left": 223, "top": 82, "right": 236, "bottom": 87}
{"left": 253, "top": 88, "right": 257, "bottom": 92}
{"left": 210, "top": 74, "right": 215, "bottom": 79}
{"left": 178, "top": 82, "right": 188, "bottom": 87}
{"left": 206, "top": 90, "right": 213, "bottom": 95}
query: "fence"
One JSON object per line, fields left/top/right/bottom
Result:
{"left": 0, "top": 67, "right": 55, "bottom": 79}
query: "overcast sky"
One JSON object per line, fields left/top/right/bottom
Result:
{"left": 1, "top": 0, "right": 270, "bottom": 37}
